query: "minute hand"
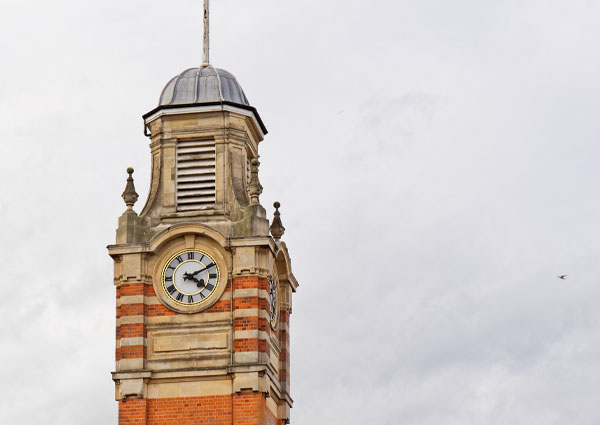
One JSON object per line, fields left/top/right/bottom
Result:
{"left": 183, "top": 265, "right": 211, "bottom": 281}
{"left": 194, "top": 263, "right": 215, "bottom": 276}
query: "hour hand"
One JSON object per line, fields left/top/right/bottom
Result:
{"left": 183, "top": 272, "right": 205, "bottom": 287}
{"left": 183, "top": 270, "right": 201, "bottom": 281}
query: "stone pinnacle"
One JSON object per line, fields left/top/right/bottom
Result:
{"left": 122, "top": 167, "right": 139, "bottom": 211}
{"left": 269, "top": 201, "right": 285, "bottom": 241}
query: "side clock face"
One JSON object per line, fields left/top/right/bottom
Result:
{"left": 161, "top": 249, "right": 220, "bottom": 305}
{"left": 268, "top": 276, "right": 278, "bottom": 327}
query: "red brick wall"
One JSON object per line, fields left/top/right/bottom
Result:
{"left": 231, "top": 276, "right": 271, "bottom": 356}
{"left": 116, "top": 275, "right": 285, "bottom": 424}
{"left": 233, "top": 276, "right": 268, "bottom": 291}
{"left": 119, "top": 393, "right": 278, "bottom": 425}
{"left": 118, "top": 282, "right": 146, "bottom": 297}
{"left": 117, "top": 323, "right": 145, "bottom": 340}
{"left": 119, "top": 398, "right": 147, "bottom": 425}
{"left": 116, "top": 282, "right": 147, "bottom": 362}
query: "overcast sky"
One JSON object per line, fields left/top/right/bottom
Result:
{"left": 1, "top": 0, "right": 600, "bottom": 423}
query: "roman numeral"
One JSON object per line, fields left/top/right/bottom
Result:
{"left": 205, "top": 283, "right": 214, "bottom": 291}
{"left": 165, "top": 276, "right": 172, "bottom": 282}
{"left": 176, "top": 256, "right": 183, "bottom": 264}
{"left": 209, "top": 273, "right": 217, "bottom": 279}
{"left": 188, "top": 252, "right": 194, "bottom": 260}
{"left": 188, "top": 295, "right": 194, "bottom": 303}
{"left": 198, "top": 254, "right": 204, "bottom": 262}
{"left": 199, "top": 292, "right": 205, "bottom": 299}
{"left": 167, "top": 285, "right": 176, "bottom": 294}
{"left": 176, "top": 293, "right": 184, "bottom": 301}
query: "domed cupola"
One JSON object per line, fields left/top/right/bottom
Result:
{"left": 139, "top": 0, "right": 267, "bottom": 231}
{"left": 159, "top": 65, "right": 250, "bottom": 106}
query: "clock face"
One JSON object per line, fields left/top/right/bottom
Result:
{"left": 268, "top": 275, "right": 278, "bottom": 327}
{"left": 161, "top": 249, "right": 220, "bottom": 306}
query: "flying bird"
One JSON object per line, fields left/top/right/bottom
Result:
{"left": 558, "top": 275, "right": 567, "bottom": 280}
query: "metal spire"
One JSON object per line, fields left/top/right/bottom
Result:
{"left": 202, "top": 0, "right": 210, "bottom": 65}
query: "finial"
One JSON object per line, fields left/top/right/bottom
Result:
{"left": 122, "top": 167, "right": 139, "bottom": 211}
{"left": 247, "top": 158, "right": 263, "bottom": 205}
{"left": 202, "top": 0, "right": 210, "bottom": 65}
{"left": 270, "top": 202, "right": 285, "bottom": 242}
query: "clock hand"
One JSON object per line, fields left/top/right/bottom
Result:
{"left": 189, "top": 263, "right": 214, "bottom": 278}
{"left": 183, "top": 270, "right": 204, "bottom": 281}
{"left": 189, "top": 277, "right": 205, "bottom": 287}
{"left": 181, "top": 273, "right": 205, "bottom": 286}
{"left": 183, "top": 263, "right": 214, "bottom": 283}
{"left": 183, "top": 269, "right": 202, "bottom": 281}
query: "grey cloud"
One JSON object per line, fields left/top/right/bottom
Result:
{"left": 2, "top": 0, "right": 600, "bottom": 424}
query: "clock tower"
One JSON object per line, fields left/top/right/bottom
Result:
{"left": 107, "top": 7, "right": 298, "bottom": 424}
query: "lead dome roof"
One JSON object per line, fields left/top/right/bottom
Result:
{"left": 159, "top": 65, "right": 250, "bottom": 106}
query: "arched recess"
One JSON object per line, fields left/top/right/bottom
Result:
{"left": 149, "top": 223, "right": 231, "bottom": 314}
{"left": 274, "top": 242, "right": 299, "bottom": 315}
{"left": 149, "top": 223, "right": 228, "bottom": 252}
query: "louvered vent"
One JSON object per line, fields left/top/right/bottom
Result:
{"left": 176, "top": 139, "right": 216, "bottom": 211}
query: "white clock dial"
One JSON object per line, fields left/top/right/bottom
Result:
{"left": 161, "top": 250, "right": 220, "bottom": 305}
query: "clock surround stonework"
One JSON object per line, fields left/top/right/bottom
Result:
{"left": 107, "top": 67, "right": 298, "bottom": 425}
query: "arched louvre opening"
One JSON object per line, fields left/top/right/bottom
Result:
{"left": 176, "top": 139, "right": 216, "bottom": 211}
